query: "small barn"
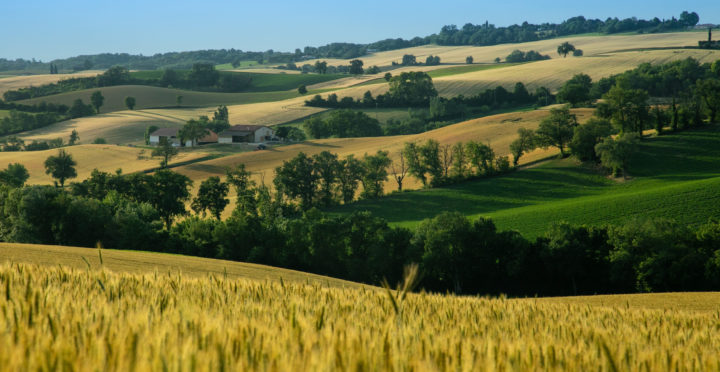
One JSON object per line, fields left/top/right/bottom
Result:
{"left": 149, "top": 128, "right": 218, "bottom": 147}
{"left": 218, "top": 125, "right": 274, "bottom": 144}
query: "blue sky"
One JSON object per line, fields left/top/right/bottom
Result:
{"left": 2, "top": 0, "right": 719, "bottom": 61}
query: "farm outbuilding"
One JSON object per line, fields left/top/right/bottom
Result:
{"left": 218, "top": 125, "right": 274, "bottom": 144}
{"left": 149, "top": 128, "right": 217, "bottom": 147}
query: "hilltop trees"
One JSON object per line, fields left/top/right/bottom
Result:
{"left": 535, "top": 105, "right": 577, "bottom": 157}
{"left": 44, "top": 149, "right": 77, "bottom": 187}
{"left": 557, "top": 42, "right": 576, "bottom": 58}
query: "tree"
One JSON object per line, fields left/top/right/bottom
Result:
{"left": 312, "top": 151, "right": 339, "bottom": 206}
{"left": 213, "top": 105, "right": 229, "bottom": 123}
{"left": 225, "top": 164, "right": 256, "bottom": 216}
{"left": 125, "top": 96, "right": 136, "bottom": 110}
{"left": 146, "top": 170, "right": 192, "bottom": 228}
{"left": 557, "top": 42, "right": 576, "bottom": 58}
{"left": 176, "top": 95, "right": 183, "bottom": 106}
{"left": 465, "top": 141, "right": 495, "bottom": 175}
{"left": 179, "top": 119, "right": 209, "bottom": 147}
{"left": 68, "top": 99, "right": 94, "bottom": 118}
{"left": 191, "top": 176, "right": 229, "bottom": 219}
{"left": 337, "top": 155, "right": 363, "bottom": 203}
{"left": 384, "top": 72, "right": 392, "bottom": 81}
{"left": 314, "top": 61, "right": 328, "bottom": 74}
{"left": 44, "top": 149, "right": 77, "bottom": 187}
{"left": 274, "top": 152, "right": 318, "bottom": 209}
{"left": 569, "top": 118, "right": 612, "bottom": 162}
{"left": 466, "top": 56, "right": 474, "bottom": 64}
{"left": 68, "top": 129, "right": 80, "bottom": 145}
{"left": 298, "top": 84, "right": 307, "bottom": 95}
{"left": 557, "top": 73, "right": 592, "bottom": 106}
{"left": 151, "top": 137, "right": 179, "bottom": 168}
{"left": 390, "top": 151, "right": 408, "bottom": 192}
{"left": 696, "top": 78, "right": 720, "bottom": 123}
{"left": 573, "top": 49, "right": 584, "bottom": 57}
{"left": 160, "top": 69, "right": 179, "bottom": 87}
{"left": 90, "top": 91, "right": 104, "bottom": 113}
{"left": 360, "top": 151, "right": 391, "bottom": 199}
{"left": 96, "top": 66, "right": 130, "bottom": 86}
{"left": 144, "top": 125, "right": 159, "bottom": 145}
{"left": 92, "top": 138, "right": 106, "bottom": 144}
{"left": 509, "top": 128, "right": 537, "bottom": 166}
{"left": 189, "top": 63, "right": 219, "bottom": 87}
{"left": 601, "top": 85, "right": 650, "bottom": 135}
{"left": 595, "top": 133, "right": 639, "bottom": 178}
{"left": 401, "top": 54, "right": 416, "bottom": 66}
{"left": 349, "top": 59, "right": 364, "bottom": 75}
{"left": 535, "top": 105, "right": 577, "bottom": 157}
{"left": 0, "top": 163, "right": 29, "bottom": 188}
{"left": 388, "top": 72, "right": 438, "bottom": 106}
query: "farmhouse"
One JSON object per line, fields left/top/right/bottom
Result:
{"left": 218, "top": 125, "right": 274, "bottom": 144}
{"left": 149, "top": 128, "right": 218, "bottom": 147}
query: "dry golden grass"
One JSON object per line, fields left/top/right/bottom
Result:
{"left": 0, "top": 144, "right": 209, "bottom": 185}
{"left": 0, "top": 71, "right": 102, "bottom": 95}
{"left": 0, "top": 259, "right": 718, "bottom": 371}
{"left": 0, "top": 242, "right": 361, "bottom": 288}
{"left": 302, "top": 31, "right": 707, "bottom": 67}
{"left": 434, "top": 49, "right": 720, "bottom": 93}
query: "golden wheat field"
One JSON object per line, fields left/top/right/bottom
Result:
{"left": 0, "top": 145, "right": 210, "bottom": 185}
{"left": 0, "top": 259, "right": 718, "bottom": 371}
{"left": 0, "top": 71, "right": 102, "bottom": 96}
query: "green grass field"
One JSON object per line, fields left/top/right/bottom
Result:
{"left": 328, "top": 125, "right": 720, "bottom": 238}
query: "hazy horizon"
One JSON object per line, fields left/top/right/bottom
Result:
{"left": 2, "top": 0, "right": 719, "bottom": 61}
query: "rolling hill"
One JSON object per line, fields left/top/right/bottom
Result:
{"left": 328, "top": 125, "right": 720, "bottom": 238}
{"left": 0, "top": 71, "right": 102, "bottom": 95}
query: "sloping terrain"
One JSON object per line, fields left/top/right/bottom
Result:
{"left": 0, "top": 71, "right": 102, "bottom": 95}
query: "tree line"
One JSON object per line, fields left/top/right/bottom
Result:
{"left": 1, "top": 159, "right": 719, "bottom": 296}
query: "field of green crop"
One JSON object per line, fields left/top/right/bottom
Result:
{"left": 329, "top": 125, "right": 720, "bottom": 237}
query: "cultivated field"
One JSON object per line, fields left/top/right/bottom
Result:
{"left": 0, "top": 145, "right": 210, "bottom": 185}
{"left": 0, "top": 259, "right": 718, "bottom": 371}
{"left": 0, "top": 71, "right": 102, "bottom": 95}
{"left": 331, "top": 125, "right": 720, "bottom": 237}
{"left": 302, "top": 31, "right": 707, "bottom": 66}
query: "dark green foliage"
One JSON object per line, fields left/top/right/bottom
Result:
{"left": 297, "top": 84, "right": 307, "bottom": 95}
{"left": 151, "top": 137, "right": 179, "bottom": 168}
{"left": 388, "top": 72, "right": 437, "bottom": 106}
{"left": 509, "top": 128, "right": 537, "bottom": 166}
{"left": 360, "top": 151, "right": 391, "bottom": 199}
{"left": 189, "top": 63, "right": 220, "bottom": 87}
{"left": 145, "top": 169, "right": 193, "bottom": 229}
{"left": 0, "top": 163, "right": 29, "bottom": 188}
{"left": 570, "top": 118, "right": 613, "bottom": 161}
{"left": 303, "top": 110, "right": 382, "bottom": 138}
{"left": 535, "top": 105, "right": 577, "bottom": 156}
{"left": 349, "top": 59, "right": 364, "bottom": 75}
{"left": 68, "top": 99, "right": 95, "bottom": 119}
{"left": 505, "top": 50, "right": 550, "bottom": 63}
{"left": 465, "top": 56, "right": 473, "bottom": 64}
{"left": 274, "top": 152, "right": 319, "bottom": 210}
{"left": 124, "top": 96, "right": 136, "bottom": 110}
{"left": 191, "top": 176, "right": 229, "bottom": 219}
{"left": 557, "top": 74, "right": 593, "bottom": 106}
{"left": 96, "top": 66, "right": 130, "bottom": 87}
{"left": 595, "top": 133, "right": 640, "bottom": 178}
{"left": 401, "top": 54, "right": 417, "bottom": 66}
{"left": 557, "top": 42, "right": 576, "bottom": 58}
{"left": 44, "top": 149, "right": 77, "bottom": 187}
{"left": 425, "top": 55, "right": 441, "bottom": 66}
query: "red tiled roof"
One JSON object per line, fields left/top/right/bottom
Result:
{"left": 199, "top": 130, "right": 218, "bottom": 143}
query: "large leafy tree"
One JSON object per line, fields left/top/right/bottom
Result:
{"left": 0, "top": 163, "right": 29, "bottom": 188}
{"left": 557, "top": 73, "right": 592, "bottom": 106}
{"left": 44, "top": 149, "right": 77, "bottom": 187}
{"left": 125, "top": 96, "right": 136, "bottom": 110}
{"left": 274, "top": 152, "right": 319, "bottom": 210}
{"left": 312, "top": 151, "right": 340, "bottom": 206}
{"left": 225, "top": 164, "right": 256, "bottom": 216}
{"left": 569, "top": 118, "right": 613, "bottom": 162}
{"left": 191, "top": 176, "right": 229, "bottom": 219}
{"left": 146, "top": 170, "right": 192, "bottom": 228}
{"left": 179, "top": 118, "right": 210, "bottom": 146}
{"left": 557, "top": 41, "right": 576, "bottom": 58}
{"left": 509, "top": 128, "right": 537, "bottom": 166}
{"left": 535, "top": 105, "right": 577, "bottom": 157}
{"left": 360, "top": 151, "right": 391, "bottom": 199}
{"left": 594, "top": 133, "right": 639, "bottom": 178}
{"left": 337, "top": 155, "right": 363, "bottom": 203}
{"left": 349, "top": 59, "right": 364, "bottom": 75}
{"left": 189, "top": 63, "right": 219, "bottom": 87}
{"left": 695, "top": 78, "right": 720, "bottom": 123}
{"left": 388, "top": 72, "right": 438, "bottom": 106}
{"left": 600, "top": 84, "right": 650, "bottom": 135}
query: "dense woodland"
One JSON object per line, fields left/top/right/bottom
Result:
{"left": 0, "top": 11, "right": 701, "bottom": 72}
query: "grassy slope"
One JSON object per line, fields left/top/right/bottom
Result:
{"left": 0, "top": 242, "right": 363, "bottom": 289}
{"left": 0, "top": 71, "right": 102, "bottom": 95}
{"left": 328, "top": 125, "right": 720, "bottom": 238}
{"left": 129, "top": 70, "right": 345, "bottom": 92}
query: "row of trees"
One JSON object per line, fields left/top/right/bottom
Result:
{"left": 505, "top": 50, "right": 551, "bottom": 63}
{"left": 2, "top": 160, "right": 720, "bottom": 295}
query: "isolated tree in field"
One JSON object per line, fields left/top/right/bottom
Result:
{"left": 225, "top": 164, "right": 257, "bottom": 216}
{"left": 349, "top": 59, "right": 364, "bottom": 75}
{"left": 695, "top": 78, "right": 720, "bottom": 123}
{"left": 594, "top": 133, "right": 639, "bottom": 178}
{"left": 337, "top": 155, "right": 363, "bottom": 203}
{"left": 384, "top": 72, "right": 392, "bottom": 81}
{"left": 401, "top": 54, "right": 417, "bottom": 66}
{"left": 44, "top": 149, "right": 77, "bottom": 187}
{"left": 179, "top": 119, "right": 210, "bottom": 147}
{"left": 68, "top": 129, "right": 80, "bottom": 145}
{"left": 360, "top": 150, "right": 391, "bottom": 199}
{"left": 152, "top": 137, "right": 178, "bottom": 168}
{"left": 557, "top": 42, "right": 576, "bottom": 58}
{"left": 314, "top": 61, "right": 328, "bottom": 74}
{"left": 176, "top": 95, "right": 183, "bottom": 106}
{"left": 535, "top": 105, "right": 577, "bottom": 157}
{"left": 146, "top": 169, "right": 192, "bottom": 228}
{"left": 274, "top": 152, "right": 319, "bottom": 210}
{"left": 298, "top": 84, "right": 308, "bottom": 95}
{"left": 569, "top": 118, "right": 613, "bottom": 162}
{"left": 313, "top": 151, "right": 339, "bottom": 206}
{"left": 600, "top": 85, "right": 650, "bottom": 135}
{"left": 125, "top": 96, "right": 136, "bottom": 110}
{"left": 390, "top": 151, "right": 408, "bottom": 191}
{"left": 90, "top": 91, "right": 104, "bottom": 113}
{"left": 191, "top": 176, "right": 229, "bottom": 219}
{"left": 466, "top": 56, "right": 474, "bottom": 64}
{"left": 0, "top": 163, "right": 29, "bottom": 188}
{"left": 509, "top": 128, "right": 537, "bottom": 166}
